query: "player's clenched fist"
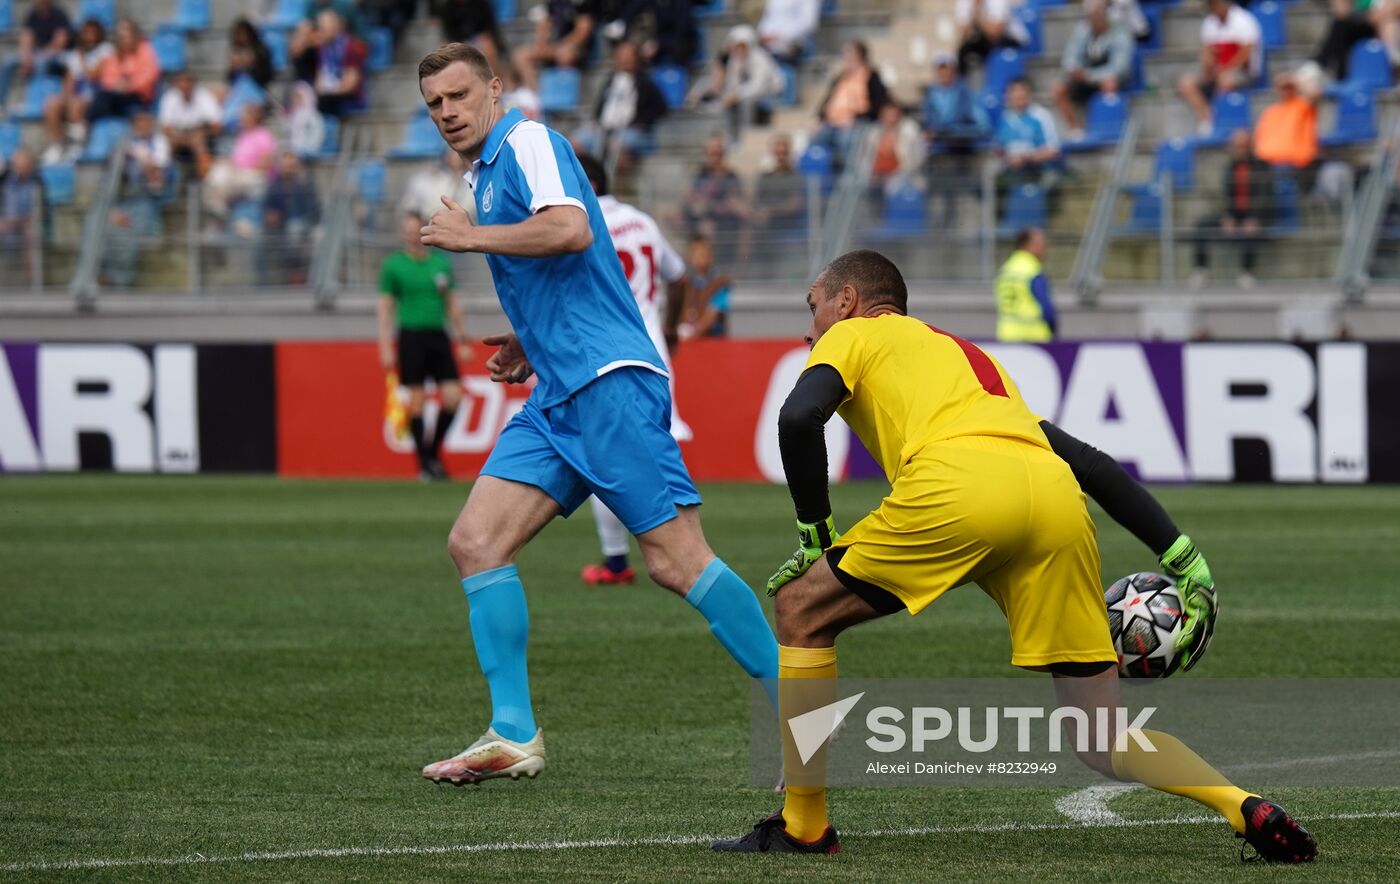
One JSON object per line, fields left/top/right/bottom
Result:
{"left": 421, "top": 195, "right": 477, "bottom": 252}
{"left": 767, "top": 515, "right": 840, "bottom": 596}
{"left": 483, "top": 333, "right": 533, "bottom": 384}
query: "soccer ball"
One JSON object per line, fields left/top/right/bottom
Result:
{"left": 1105, "top": 572, "right": 1185, "bottom": 679}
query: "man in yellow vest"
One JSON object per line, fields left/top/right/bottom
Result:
{"left": 995, "top": 227, "right": 1057, "bottom": 341}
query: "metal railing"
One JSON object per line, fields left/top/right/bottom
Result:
{"left": 1338, "top": 111, "right": 1400, "bottom": 302}
{"left": 69, "top": 134, "right": 130, "bottom": 310}
{"left": 1069, "top": 116, "right": 1140, "bottom": 302}
{"left": 310, "top": 123, "right": 368, "bottom": 309}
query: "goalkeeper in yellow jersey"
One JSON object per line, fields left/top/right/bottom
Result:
{"left": 711, "top": 250, "right": 1315, "bottom": 863}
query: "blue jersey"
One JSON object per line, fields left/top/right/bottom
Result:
{"left": 466, "top": 108, "right": 666, "bottom": 408}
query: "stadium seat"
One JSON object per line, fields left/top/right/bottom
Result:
{"left": 262, "top": 26, "right": 290, "bottom": 73}
{"left": 695, "top": 0, "right": 728, "bottom": 17}
{"left": 1126, "top": 48, "right": 1147, "bottom": 92}
{"left": 1125, "top": 179, "right": 1164, "bottom": 233}
{"left": 268, "top": 0, "right": 304, "bottom": 29}
{"left": 1155, "top": 137, "right": 1195, "bottom": 191}
{"left": 1193, "top": 91, "right": 1250, "bottom": 146}
{"left": 1140, "top": 4, "right": 1163, "bottom": 53}
{"left": 316, "top": 114, "right": 340, "bottom": 158}
{"left": 153, "top": 29, "right": 187, "bottom": 73}
{"left": 1271, "top": 172, "right": 1299, "bottom": 232}
{"left": 223, "top": 75, "right": 266, "bottom": 131}
{"left": 77, "top": 0, "right": 116, "bottom": 31}
{"left": 983, "top": 49, "right": 1024, "bottom": 101}
{"left": 798, "top": 143, "right": 835, "bottom": 193}
{"left": 13, "top": 75, "right": 62, "bottom": 122}
{"left": 367, "top": 26, "right": 393, "bottom": 71}
{"left": 1255, "top": 1, "right": 1286, "bottom": 50}
{"left": 39, "top": 163, "right": 76, "bottom": 205}
{"left": 1320, "top": 89, "right": 1377, "bottom": 146}
{"left": 539, "top": 67, "right": 581, "bottom": 113}
{"left": 650, "top": 65, "right": 688, "bottom": 109}
{"left": 979, "top": 91, "right": 1003, "bottom": 132}
{"left": 876, "top": 185, "right": 928, "bottom": 238}
{"left": 778, "top": 63, "right": 799, "bottom": 106}
{"left": 1017, "top": 6, "right": 1043, "bottom": 57}
{"left": 1122, "top": 137, "right": 1194, "bottom": 232}
{"left": 387, "top": 110, "right": 445, "bottom": 158}
{"left": 0, "top": 0, "right": 12, "bottom": 34}
{"left": 1065, "top": 92, "right": 1127, "bottom": 152}
{"left": 79, "top": 117, "right": 129, "bottom": 163}
{"left": 165, "top": 0, "right": 211, "bottom": 31}
{"left": 358, "top": 160, "right": 388, "bottom": 209}
{"left": 823, "top": 0, "right": 838, "bottom": 13}
{"left": 1027, "top": 0, "right": 1065, "bottom": 7}
{"left": 0, "top": 120, "right": 19, "bottom": 159}
{"left": 1000, "top": 183, "right": 1046, "bottom": 234}
{"left": 1334, "top": 39, "right": 1393, "bottom": 93}
{"left": 493, "top": 0, "right": 517, "bottom": 24}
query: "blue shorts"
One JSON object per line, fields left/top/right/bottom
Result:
{"left": 481, "top": 367, "right": 702, "bottom": 535}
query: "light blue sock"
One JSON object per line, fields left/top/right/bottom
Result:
{"left": 684, "top": 559, "right": 779, "bottom": 709}
{"left": 461, "top": 565, "right": 537, "bottom": 743}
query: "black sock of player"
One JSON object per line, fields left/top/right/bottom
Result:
{"left": 432, "top": 408, "right": 457, "bottom": 457}
{"left": 410, "top": 415, "right": 428, "bottom": 468}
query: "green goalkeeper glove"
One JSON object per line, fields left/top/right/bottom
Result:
{"left": 1161, "top": 534, "right": 1217, "bottom": 672}
{"left": 767, "top": 515, "right": 841, "bottom": 597}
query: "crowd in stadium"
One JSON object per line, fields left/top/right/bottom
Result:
{"left": 0, "top": 0, "right": 1394, "bottom": 293}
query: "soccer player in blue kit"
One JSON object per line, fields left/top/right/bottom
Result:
{"left": 414, "top": 43, "right": 779, "bottom": 784}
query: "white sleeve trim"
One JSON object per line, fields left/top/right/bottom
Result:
{"left": 533, "top": 196, "right": 588, "bottom": 214}
{"left": 506, "top": 121, "right": 589, "bottom": 217}
{"left": 596, "top": 360, "right": 671, "bottom": 380}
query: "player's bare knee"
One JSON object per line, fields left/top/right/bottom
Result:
{"left": 447, "top": 521, "right": 509, "bottom": 575}
{"left": 774, "top": 585, "right": 827, "bottom": 646}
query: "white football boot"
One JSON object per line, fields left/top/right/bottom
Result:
{"left": 421, "top": 728, "right": 546, "bottom": 785}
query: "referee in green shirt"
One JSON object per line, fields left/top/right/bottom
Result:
{"left": 378, "top": 212, "right": 473, "bottom": 480}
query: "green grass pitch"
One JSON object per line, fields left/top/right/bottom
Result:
{"left": 2, "top": 477, "right": 1398, "bottom": 881}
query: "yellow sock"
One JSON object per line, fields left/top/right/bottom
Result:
{"left": 779, "top": 644, "right": 837, "bottom": 842}
{"left": 1111, "top": 728, "right": 1255, "bottom": 832}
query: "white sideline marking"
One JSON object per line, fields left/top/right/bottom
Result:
{"left": 3, "top": 811, "right": 1397, "bottom": 873}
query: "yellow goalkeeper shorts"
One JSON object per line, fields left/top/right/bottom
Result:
{"left": 831, "top": 435, "right": 1117, "bottom": 669}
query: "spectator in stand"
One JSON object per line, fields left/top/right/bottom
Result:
{"left": 203, "top": 103, "right": 279, "bottom": 229}
{"left": 429, "top": 0, "right": 506, "bottom": 72}
{"left": 159, "top": 70, "right": 223, "bottom": 178}
{"left": 677, "top": 135, "right": 750, "bottom": 248}
{"left": 679, "top": 234, "right": 731, "bottom": 339}
{"left": 1190, "top": 128, "right": 1271, "bottom": 290}
{"left": 869, "top": 103, "right": 927, "bottom": 196}
{"left": 995, "top": 76, "right": 1062, "bottom": 190}
{"left": 812, "top": 40, "right": 890, "bottom": 157}
{"left": 922, "top": 52, "right": 990, "bottom": 153}
{"left": 103, "top": 109, "right": 171, "bottom": 287}
{"left": 399, "top": 149, "right": 469, "bottom": 223}
{"left": 754, "top": 133, "right": 807, "bottom": 240}
{"left": 1104, "top": 0, "right": 1151, "bottom": 44}
{"left": 689, "top": 25, "right": 784, "bottom": 145}
{"left": 293, "top": 0, "right": 364, "bottom": 52}
{"left": 757, "top": 0, "right": 821, "bottom": 65}
{"left": 40, "top": 19, "right": 112, "bottom": 165}
{"left": 87, "top": 19, "right": 160, "bottom": 122}
{"left": 512, "top": 0, "right": 598, "bottom": 92}
{"left": 1312, "top": 0, "right": 1400, "bottom": 81}
{"left": 1253, "top": 71, "right": 1355, "bottom": 206}
{"left": 1178, "top": 0, "right": 1261, "bottom": 135}
{"left": 502, "top": 66, "right": 544, "bottom": 118}
{"left": 3, "top": 0, "right": 74, "bottom": 104}
{"left": 261, "top": 151, "right": 321, "bottom": 284}
{"left": 955, "top": 0, "right": 1029, "bottom": 74}
{"left": 227, "top": 19, "right": 275, "bottom": 88}
{"left": 302, "top": 9, "right": 370, "bottom": 117}
{"left": 574, "top": 40, "right": 668, "bottom": 172}
{"left": 0, "top": 149, "right": 42, "bottom": 278}
{"left": 1050, "top": 0, "right": 1134, "bottom": 140}
{"left": 284, "top": 81, "right": 328, "bottom": 158}
{"left": 633, "top": 0, "right": 699, "bottom": 68}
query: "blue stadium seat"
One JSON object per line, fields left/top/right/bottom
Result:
{"left": 367, "top": 26, "right": 393, "bottom": 71}
{"left": 316, "top": 114, "right": 340, "bottom": 158}
{"left": 778, "top": 62, "right": 799, "bottom": 106}
{"left": 1255, "top": 1, "right": 1286, "bottom": 50}
{"left": 876, "top": 185, "right": 928, "bottom": 238}
{"left": 798, "top": 143, "right": 835, "bottom": 193}
{"left": 1125, "top": 180, "right": 1163, "bottom": 233}
{"left": 1271, "top": 172, "right": 1299, "bottom": 232}
{"left": 0, "top": 0, "right": 12, "bottom": 34}
{"left": 980, "top": 91, "right": 1003, "bottom": 131}
{"left": 223, "top": 75, "right": 266, "bottom": 131}
{"left": 357, "top": 159, "right": 387, "bottom": 205}
{"left": 823, "top": 0, "right": 838, "bottom": 13}
{"left": 1321, "top": 89, "right": 1377, "bottom": 146}
{"left": 1334, "top": 39, "right": 1394, "bottom": 93}
{"left": 261, "top": 26, "right": 290, "bottom": 73}
{"left": 539, "top": 67, "right": 581, "bottom": 113}
{"left": 1001, "top": 183, "right": 1046, "bottom": 234}
{"left": 493, "top": 0, "right": 517, "bottom": 24}
{"left": 1066, "top": 92, "right": 1127, "bottom": 152}
{"left": 268, "top": 0, "right": 304, "bottom": 29}
{"left": 0, "top": 121, "right": 19, "bottom": 159}
{"left": 1155, "top": 137, "right": 1195, "bottom": 191}
{"left": 40, "top": 163, "right": 76, "bottom": 205}
{"left": 1017, "top": 6, "right": 1043, "bottom": 57}
{"left": 1123, "top": 138, "right": 1195, "bottom": 232}
{"left": 695, "top": 0, "right": 728, "bottom": 17}
{"left": 650, "top": 65, "right": 688, "bottom": 109}
{"left": 153, "top": 29, "right": 187, "bottom": 73}
{"left": 983, "top": 48, "right": 1024, "bottom": 101}
{"left": 77, "top": 0, "right": 116, "bottom": 31}
{"left": 14, "top": 75, "right": 62, "bottom": 122}
{"left": 1193, "top": 91, "right": 1251, "bottom": 146}
{"left": 1126, "top": 48, "right": 1146, "bottom": 92}
{"left": 166, "top": 0, "right": 210, "bottom": 31}
{"left": 79, "top": 117, "right": 129, "bottom": 163}
{"left": 1140, "top": 4, "right": 1163, "bottom": 53}
{"left": 387, "top": 110, "right": 445, "bottom": 158}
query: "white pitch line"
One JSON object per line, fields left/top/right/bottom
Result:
{"left": 3, "top": 811, "right": 1398, "bottom": 874}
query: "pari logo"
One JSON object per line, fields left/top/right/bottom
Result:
{"left": 788, "top": 693, "right": 1159, "bottom": 760}
{"left": 0, "top": 343, "right": 198, "bottom": 473}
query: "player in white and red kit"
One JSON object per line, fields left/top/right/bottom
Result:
{"left": 576, "top": 154, "right": 691, "bottom": 585}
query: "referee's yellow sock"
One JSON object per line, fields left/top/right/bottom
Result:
{"left": 1110, "top": 728, "right": 1254, "bottom": 833}
{"left": 779, "top": 644, "right": 838, "bottom": 843}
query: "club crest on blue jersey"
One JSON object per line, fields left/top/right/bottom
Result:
{"left": 482, "top": 182, "right": 494, "bottom": 215}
